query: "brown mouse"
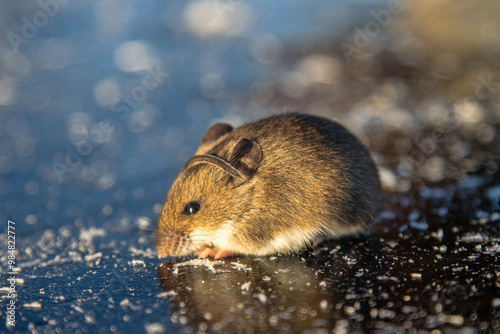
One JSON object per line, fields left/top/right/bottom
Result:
{"left": 156, "top": 113, "right": 383, "bottom": 259}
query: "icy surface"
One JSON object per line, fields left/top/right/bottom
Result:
{"left": 1, "top": 1, "right": 500, "bottom": 333}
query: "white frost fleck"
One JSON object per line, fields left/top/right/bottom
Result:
{"left": 174, "top": 259, "right": 226, "bottom": 274}
{"left": 411, "top": 273, "right": 422, "bottom": 280}
{"left": 319, "top": 300, "right": 328, "bottom": 311}
{"left": 84, "top": 252, "right": 102, "bottom": 262}
{"left": 80, "top": 227, "right": 107, "bottom": 243}
{"left": 255, "top": 293, "right": 267, "bottom": 304}
{"left": 230, "top": 262, "right": 252, "bottom": 271}
{"left": 446, "top": 315, "right": 464, "bottom": 326}
{"left": 23, "top": 301, "right": 42, "bottom": 310}
{"left": 344, "top": 306, "right": 356, "bottom": 315}
{"left": 120, "top": 298, "right": 130, "bottom": 308}
{"left": 458, "top": 232, "right": 489, "bottom": 243}
{"left": 85, "top": 315, "right": 95, "bottom": 324}
{"left": 157, "top": 290, "right": 177, "bottom": 299}
{"left": 240, "top": 281, "right": 251, "bottom": 291}
{"left": 145, "top": 322, "right": 166, "bottom": 334}
{"left": 71, "top": 304, "right": 84, "bottom": 313}
{"left": 129, "top": 259, "right": 146, "bottom": 267}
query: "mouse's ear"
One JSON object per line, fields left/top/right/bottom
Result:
{"left": 185, "top": 138, "right": 261, "bottom": 186}
{"left": 228, "top": 138, "right": 262, "bottom": 182}
{"left": 202, "top": 123, "right": 233, "bottom": 145}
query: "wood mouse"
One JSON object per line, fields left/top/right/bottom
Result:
{"left": 156, "top": 113, "right": 383, "bottom": 259}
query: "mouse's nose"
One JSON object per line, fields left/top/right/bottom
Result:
{"left": 156, "top": 231, "right": 187, "bottom": 258}
{"left": 156, "top": 232, "right": 172, "bottom": 258}
{"left": 157, "top": 246, "right": 170, "bottom": 258}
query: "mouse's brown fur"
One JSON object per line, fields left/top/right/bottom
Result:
{"left": 156, "top": 113, "right": 383, "bottom": 258}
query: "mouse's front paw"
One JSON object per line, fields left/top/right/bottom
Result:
{"left": 197, "top": 247, "right": 234, "bottom": 259}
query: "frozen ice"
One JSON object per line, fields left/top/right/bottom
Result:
{"left": 1, "top": 2, "right": 499, "bottom": 333}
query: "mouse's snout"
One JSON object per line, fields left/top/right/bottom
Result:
{"left": 156, "top": 230, "right": 189, "bottom": 258}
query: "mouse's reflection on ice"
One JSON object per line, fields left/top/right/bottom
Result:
{"left": 157, "top": 238, "right": 385, "bottom": 333}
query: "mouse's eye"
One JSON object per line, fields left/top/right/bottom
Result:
{"left": 183, "top": 202, "right": 201, "bottom": 216}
